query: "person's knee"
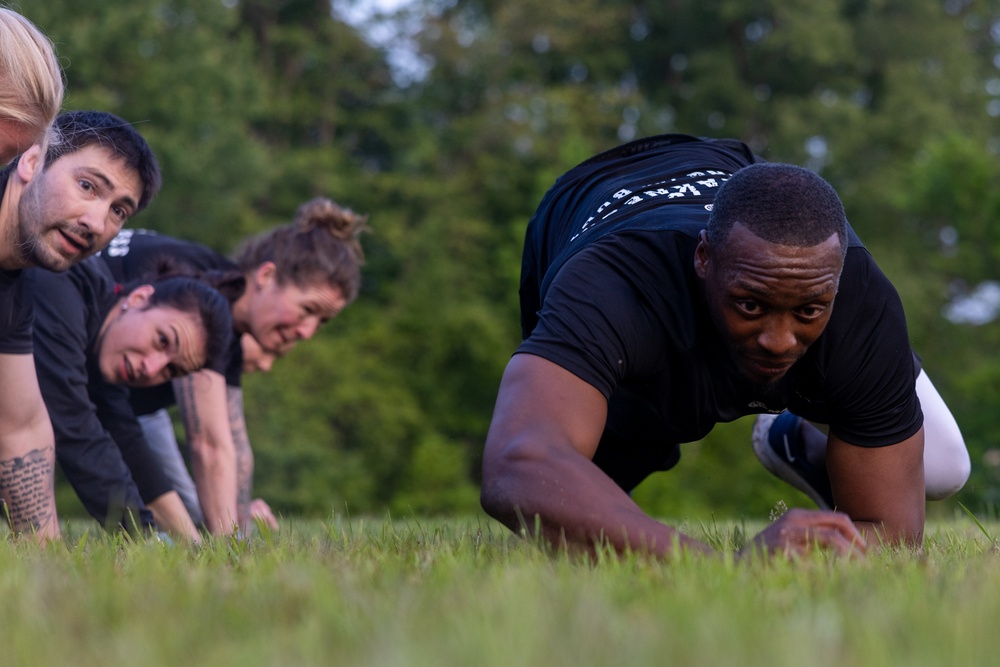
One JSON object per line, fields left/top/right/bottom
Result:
{"left": 925, "top": 436, "right": 970, "bottom": 500}
{"left": 916, "top": 369, "right": 970, "bottom": 500}
{"left": 922, "top": 413, "right": 970, "bottom": 499}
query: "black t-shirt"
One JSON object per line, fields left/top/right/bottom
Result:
{"left": 27, "top": 258, "right": 170, "bottom": 529}
{"left": 519, "top": 134, "right": 922, "bottom": 449}
{"left": 0, "top": 167, "right": 32, "bottom": 354}
{"left": 101, "top": 229, "right": 243, "bottom": 415}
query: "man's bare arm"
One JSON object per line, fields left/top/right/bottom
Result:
{"left": 482, "top": 354, "right": 864, "bottom": 559}
{"left": 826, "top": 427, "right": 925, "bottom": 547}
{"left": 0, "top": 354, "right": 59, "bottom": 541}
{"left": 174, "top": 370, "right": 239, "bottom": 535}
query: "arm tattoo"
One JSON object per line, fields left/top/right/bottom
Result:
{"left": 0, "top": 446, "right": 56, "bottom": 533}
{"left": 175, "top": 376, "right": 202, "bottom": 436}
{"left": 228, "top": 389, "right": 253, "bottom": 527}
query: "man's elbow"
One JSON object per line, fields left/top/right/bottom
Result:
{"left": 480, "top": 439, "right": 540, "bottom": 528}
{"left": 480, "top": 454, "right": 515, "bottom": 525}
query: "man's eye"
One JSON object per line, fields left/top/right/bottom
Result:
{"left": 79, "top": 180, "right": 93, "bottom": 191}
{"left": 798, "top": 306, "right": 825, "bottom": 319}
{"left": 736, "top": 301, "right": 761, "bottom": 315}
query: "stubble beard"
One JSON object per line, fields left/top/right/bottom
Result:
{"left": 15, "top": 189, "right": 88, "bottom": 272}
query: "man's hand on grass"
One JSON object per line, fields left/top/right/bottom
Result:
{"left": 738, "top": 508, "right": 867, "bottom": 560}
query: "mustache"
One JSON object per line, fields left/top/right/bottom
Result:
{"left": 18, "top": 222, "right": 96, "bottom": 258}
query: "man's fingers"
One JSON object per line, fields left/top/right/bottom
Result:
{"left": 799, "top": 525, "right": 867, "bottom": 557}
{"left": 743, "top": 508, "right": 868, "bottom": 559}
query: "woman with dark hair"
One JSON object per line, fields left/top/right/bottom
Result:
{"left": 27, "top": 256, "right": 232, "bottom": 540}
{"left": 101, "top": 196, "right": 368, "bottom": 534}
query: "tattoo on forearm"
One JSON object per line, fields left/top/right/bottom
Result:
{"left": 0, "top": 447, "right": 55, "bottom": 533}
{"left": 175, "top": 376, "right": 202, "bottom": 436}
{"left": 228, "top": 389, "right": 253, "bottom": 527}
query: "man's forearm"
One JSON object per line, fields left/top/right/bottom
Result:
{"left": 853, "top": 518, "right": 924, "bottom": 549}
{"left": 481, "top": 445, "right": 712, "bottom": 558}
{"left": 0, "top": 444, "right": 59, "bottom": 540}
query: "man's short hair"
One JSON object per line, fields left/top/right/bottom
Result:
{"left": 707, "top": 163, "right": 848, "bottom": 257}
{"left": 44, "top": 110, "right": 161, "bottom": 213}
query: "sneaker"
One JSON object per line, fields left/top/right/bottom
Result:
{"left": 752, "top": 412, "right": 834, "bottom": 510}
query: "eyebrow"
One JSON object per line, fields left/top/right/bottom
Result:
{"left": 732, "top": 280, "right": 835, "bottom": 303}
{"left": 81, "top": 167, "right": 139, "bottom": 212}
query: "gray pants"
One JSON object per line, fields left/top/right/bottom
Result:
{"left": 138, "top": 409, "right": 205, "bottom": 526}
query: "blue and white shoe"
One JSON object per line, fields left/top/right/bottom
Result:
{"left": 752, "top": 412, "right": 834, "bottom": 510}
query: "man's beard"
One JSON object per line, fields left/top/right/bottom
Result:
{"left": 15, "top": 223, "right": 74, "bottom": 271}
{"left": 15, "top": 202, "right": 95, "bottom": 272}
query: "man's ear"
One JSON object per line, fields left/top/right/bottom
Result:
{"left": 694, "top": 229, "right": 711, "bottom": 279}
{"left": 15, "top": 144, "right": 44, "bottom": 184}
{"left": 125, "top": 284, "right": 155, "bottom": 309}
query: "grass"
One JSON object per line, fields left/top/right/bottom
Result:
{"left": 1, "top": 513, "right": 998, "bottom": 667}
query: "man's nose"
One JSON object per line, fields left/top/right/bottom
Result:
{"left": 77, "top": 202, "right": 107, "bottom": 240}
{"left": 757, "top": 316, "right": 797, "bottom": 356}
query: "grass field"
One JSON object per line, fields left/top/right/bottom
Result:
{"left": 2, "top": 513, "right": 998, "bottom": 667}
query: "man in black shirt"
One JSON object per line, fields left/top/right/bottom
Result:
{"left": 0, "top": 110, "right": 160, "bottom": 540}
{"left": 482, "top": 134, "right": 966, "bottom": 559}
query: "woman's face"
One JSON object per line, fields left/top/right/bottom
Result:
{"left": 97, "top": 295, "right": 208, "bottom": 387}
{"left": 0, "top": 118, "right": 43, "bottom": 165}
{"left": 245, "top": 263, "right": 346, "bottom": 354}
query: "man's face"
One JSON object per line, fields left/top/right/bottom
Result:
{"left": 694, "top": 223, "right": 843, "bottom": 387}
{"left": 14, "top": 144, "right": 143, "bottom": 271}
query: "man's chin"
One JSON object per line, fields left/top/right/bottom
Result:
{"left": 736, "top": 362, "right": 794, "bottom": 392}
{"left": 28, "top": 247, "right": 85, "bottom": 272}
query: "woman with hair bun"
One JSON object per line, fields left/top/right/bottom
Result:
{"left": 0, "top": 7, "right": 63, "bottom": 163}
{"left": 101, "top": 197, "right": 369, "bottom": 535}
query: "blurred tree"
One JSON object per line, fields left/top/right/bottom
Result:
{"left": 24, "top": 0, "right": 272, "bottom": 248}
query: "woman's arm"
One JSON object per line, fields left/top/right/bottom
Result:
{"left": 146, "top": 490, "right": 201, "bottom": 543}
{"left": 174, "top": 370, "right": 240, "bottom": 535}
{"left": 227, "top": 386, "right": 255, "bottom": 532}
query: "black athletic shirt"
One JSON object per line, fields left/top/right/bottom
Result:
{"left": 100, "top": 229, "right": 243, "bottom": 416}
{"left": 0, "top": 167, "right": 33, "bottom": 354}
{"left": 519, "top": 134, "right": 922, "bottom": 449}
{"left": 27, "top": 258, "right": 171, "bottom": 529}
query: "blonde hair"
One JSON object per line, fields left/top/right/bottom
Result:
{"left": 235, "top": 197, "right": 369, "bottom": 303}
{"left": 0, "top": 7, "right": 63, "bottom": 131}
